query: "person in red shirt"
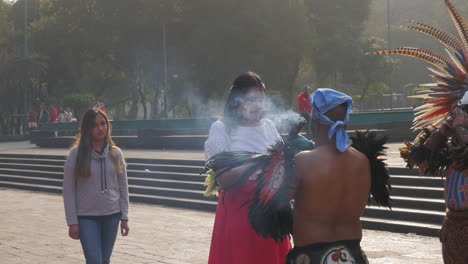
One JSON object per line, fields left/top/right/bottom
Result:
{"left": 297, "top": 85, "right": 312, "bottom": 116}
{"left": 49, "top": 104, "right": 58, "bottom": 123}
{"left": 297, "top": 85, "right": 313, "bottom": 138}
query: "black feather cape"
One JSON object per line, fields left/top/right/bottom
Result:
{"left": 350, "top": 130, "right": 392, "bottom": 208}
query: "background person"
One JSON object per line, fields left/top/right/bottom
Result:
{"left": 63, "top": 108, "right": 130, "bottom": 264}
{"left": 204, "top": 72, "right": 291, "bottom": 264}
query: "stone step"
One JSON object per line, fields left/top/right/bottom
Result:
{"left": 0, "top": 158, "right": 65, "bottom": 166}
{"left": 390, "top": 175, "right": 444, "bottom": 188}
{"left": 364, "top": 206, "right": 445, "bottom": 225}
{"left": 0, "top": 153, "right": 421, "bottom": 176}
{"left": 0, "top": 174, "right": 63, "bottom": 187}
{"left": 387, "top": 167, "right": 419, "bottom": 176}
{"left": 0, "top": 155, "right": 206, "bottom": 167}
{"left": 391, "top": 185, "right": 444, "bottom": 199}
{"left": 0, "top": 153, "right": 66, "bottom": 160}
{"left": 0, "top": 181, "right": 62, "bottom": 194}
{"left": 0, "top": 162, "right": 438, "bottom": 185}
{"left": 0, "top": 162, "right": 203, "bottom": 174}
{"left": 0, "top": 170, "right": 447, "bottom": 209}
{"left": 0, "top": 165, "right": 446, "bottom": 193}
{"left": 0, "top": 168, "right": 64, "bottom": 180}
{"left": 0, "top": 168, "right": 207, "bottom": 183}
{"left": 0, "top": 169, "right": 446, "bottom": 212}
{"left": 370, "top": 196, "right": 446, "bottom": 211}
{"left": 0, "top": 173, "right": 211, "bottom": 193}
{"left": 0, "top": 163, "right": 64, "bottom": 172}
{"left": 0, "top": 169, "right": 445, "bottom": 197}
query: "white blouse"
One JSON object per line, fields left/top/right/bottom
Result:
{"left": 204, "top": 119, "right": 281, "bottom": 160}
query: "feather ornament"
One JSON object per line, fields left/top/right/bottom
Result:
{"left": 371, "top": 0, "right": 468, "bottom": 130}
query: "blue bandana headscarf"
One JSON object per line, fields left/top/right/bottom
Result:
{"left": 310, "top": 88, "right": 353, "bottom": 152}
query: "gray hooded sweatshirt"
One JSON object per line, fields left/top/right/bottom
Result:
{"left": 63, "top": 145, "right": 129, "bottom": 225}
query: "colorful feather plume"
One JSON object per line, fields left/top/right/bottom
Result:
{"left": 398, "top": 127, "right": 450, "bottom": 176}
{"left": 248, "top": 117, "right": 316, "bottom": 241}
{"left": 248, "top": 141, "right": 295, "bottom": 242}
{"left": 369, "top": 0, "right": 468, "bottom": 131}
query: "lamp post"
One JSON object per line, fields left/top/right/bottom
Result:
{"left": 163, "top": 23, "right": 168, "bottom": 118}
{"left": 23, "top": 0, "right": 29, "bottom": 134}
{"left": 387, "top": 0, "right": 393, "bottom": 109}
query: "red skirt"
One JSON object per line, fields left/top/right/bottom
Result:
{"left": 208, "top": 181, "right": 292, "bottom": 264}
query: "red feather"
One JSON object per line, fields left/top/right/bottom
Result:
{"left": 259, "top": 148, "right": 285, "bottom": 203}
{"left": 426, "top": 96, "right": 457, "bottom": 104}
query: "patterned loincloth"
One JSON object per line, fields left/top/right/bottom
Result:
{"left": 286, "top": 240, "right": 368, "bottom": 264}
{"left": 440, "top": 210, "right": 468, "bottom": 264}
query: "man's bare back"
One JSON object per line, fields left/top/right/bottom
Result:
{"left": 292, "top": 144, "right": 371, "bottom": 246}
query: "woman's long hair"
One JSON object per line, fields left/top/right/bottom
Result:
{"left": 72, "top": 109, "right": 121, "bottom": 179}
{"left": 223, "top": 71, "right": 266, "bottom": 133}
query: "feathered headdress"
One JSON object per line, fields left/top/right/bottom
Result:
{"left": 370, "top": 0, "right": 468, "bottom": 131}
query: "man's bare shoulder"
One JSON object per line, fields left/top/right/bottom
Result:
{"left": 294, "top": 149, "right": 328, "bottom": 175}
{"left": 295, "top": 149, "right": 320, "bottom": 165}
{"left": 347, "top": 147, "right": 371, "bottom": 171}
{"left": 348, "top": 147, "right": 369, "bottom": 161}
{"left": 295, "top": 147, "right": 368, "bottom": 167}
{"left": 294, "top": 150, "right": 321, "bottom": 182}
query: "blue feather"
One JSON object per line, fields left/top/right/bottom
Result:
{"left": 444, "top": 65, "right": 463, "bottom": 77}
{"left": 429, "top": 91, "right": 465, "bottom": 97}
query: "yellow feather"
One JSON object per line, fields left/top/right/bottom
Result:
{"left": 427, "top": 68, "right": 450, "bottom": 78}
{"left": 414, "top": 106, "right": 444, "bottom": 121}
{"left": 413, "top": 103, "right": 434, "bottom": 111}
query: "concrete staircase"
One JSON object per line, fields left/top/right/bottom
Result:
{"left": 0, "top": 153, "right": 444, "bottom": 237}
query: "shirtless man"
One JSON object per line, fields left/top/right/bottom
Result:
{"left": 288, "top": 88, "right": 369, "bottom": 264}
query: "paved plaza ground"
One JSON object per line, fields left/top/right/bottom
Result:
{"left": 1, "top": 189, "right": 442, "bottom": 264}
{"left": 0, "top": 141, "right": 441, "bottom": 263}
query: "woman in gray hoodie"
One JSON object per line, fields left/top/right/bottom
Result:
{"left": 63, "top": 108, "right": 129, "bottom": 264}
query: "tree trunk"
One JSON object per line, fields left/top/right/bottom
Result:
{"left": 360, "top": 80, "right": 369, "bottom": 111}
{"left": 138, "top": 81, "right": 147, "bottom": 120}
{"left": 151, "top": 84, "right": 164, "bottom": 119}
{"left": 280, "top": 56, "right": 302, "bottom": 107}
{"left": 0, "top": 114, "right": 7, "bottom": 135}
{"left": 127, "top": 84, "right": 139, "bottom": 120}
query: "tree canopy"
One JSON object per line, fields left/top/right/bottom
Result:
{"left": 5, "top": 0, "right": 450, "bottom": 134}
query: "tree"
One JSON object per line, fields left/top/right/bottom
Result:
{"left": 174, "top": 0, "right": 313, "bottom": 114}
{"left": 0, "top": 0, "right": 394, "bottom": 129}
{"left": 304, "top": 0, "right": 373, "bottom": 90}
{"left": 354, "top": 37, "right": 399, "bottom": 110}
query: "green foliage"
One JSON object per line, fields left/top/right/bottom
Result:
{"left": 305, "top": 0, "right": 373, "bottom": 86}
{"left": 0, "top": 0, "right": 407, "bottom": 133}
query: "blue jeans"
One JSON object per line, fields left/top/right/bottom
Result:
{"left": 78, "top": 212, "right": 121, "bottom": 264}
